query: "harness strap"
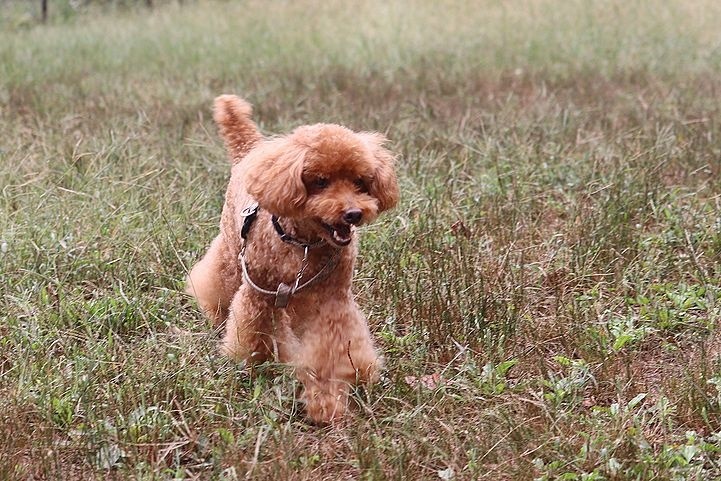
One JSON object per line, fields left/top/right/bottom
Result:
{"left": 240, "top": 201, "right": 325, "bottom": 250}
{"left": 240, "top": 202, "right": 259, "bottom": 240}
{"left": 271, "top": 215, "right": 326, "bottom": 249}
{"left": 237, "top": 201, "right": 340, "bottom": 308}
{"left": 239, "top": 248, "right": 340, "bottom": 308}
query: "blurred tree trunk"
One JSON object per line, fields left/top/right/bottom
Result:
{"left": 41, "top": 0, "right": 48, "bottom": 22}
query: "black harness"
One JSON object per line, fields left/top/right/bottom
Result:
{"left": 240, "top": 202, "right": 260, "bottom": 241}
{"left": 240, "top": 202, "right": 325, "bottom": 249}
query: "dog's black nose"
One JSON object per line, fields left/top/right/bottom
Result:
{"left": 342, "top": 209, "right": 362, "bottom": 225}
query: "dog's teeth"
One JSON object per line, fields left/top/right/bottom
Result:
{"left": 333, "top": 230, "right": 350, "bottom": 243}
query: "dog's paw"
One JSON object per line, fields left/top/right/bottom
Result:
{"left": 302, "top": 386, "right": 349, "bottom": 425}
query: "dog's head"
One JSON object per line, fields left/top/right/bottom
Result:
{"left": 243, "top": 124, "right": 399, "bottom": 247}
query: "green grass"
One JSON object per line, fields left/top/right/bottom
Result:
{"left": 2, "top": 0, "right": 721, "bottom": 479}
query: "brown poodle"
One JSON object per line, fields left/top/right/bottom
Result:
{"left": 186, "top": 95, "right": 399, "bottom": 423}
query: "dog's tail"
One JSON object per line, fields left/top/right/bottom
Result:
{"left": 213, "top": 95, "right": 263, "bottom": 164}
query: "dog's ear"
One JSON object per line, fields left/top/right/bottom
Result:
{"left": 243, "top": 137, "right": 308, "bottom": 217}
{"left": 360, "top": 132, "right": 399, "bottom": 213}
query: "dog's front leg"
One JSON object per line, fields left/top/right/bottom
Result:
{"left": 291, "top": 305, "right": 382, "bottom": 423}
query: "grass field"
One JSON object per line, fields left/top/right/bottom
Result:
{"left": 2, "top": 0, "right": 721, "bottom": 479}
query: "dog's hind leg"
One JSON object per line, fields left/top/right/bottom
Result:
{"left": 221, "top": 286, "right": 278, "bottom": 364}
{"left": 186, "top": 235, "right": 240, "bottom": 327}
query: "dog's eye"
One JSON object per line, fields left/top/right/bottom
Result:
{"left": 312, "top": 177, "right": 329, "bottom": 190}
{"left": 354, "top": 178, "right": 368, "bottom": 193}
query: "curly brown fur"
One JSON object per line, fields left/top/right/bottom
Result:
{"left": 186, "top": 95, "right": 399, "bottom": 424}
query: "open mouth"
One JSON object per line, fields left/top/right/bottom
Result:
{"left": 320, "top": 222, "right": 354, "bottom": 247}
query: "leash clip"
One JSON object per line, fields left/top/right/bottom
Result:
{"left": 275, "top": 282, "right": 294, "bottom": 308}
